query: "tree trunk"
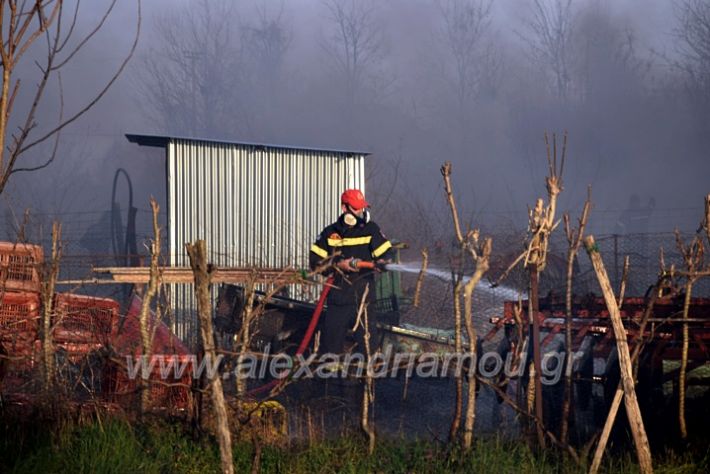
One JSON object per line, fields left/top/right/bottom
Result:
{"left": 41, "top": 222, "right": 61, "bottom": 392}
{"left": 679, "top": 279, "right": 693, "bottom": 439}
{"left": 462, "top": 239, "right": 491, "bottom": 450}
{"left": 449, "top": 280, "right": 463, "bottom": 442}
{"left": 186, "top": 240, "right": 234, "bottom": 474}
{"left": 138, "top": 199, "right": 161, "bottom": 413}
{"left": 561, "top": 250, "right": 574, "bottom": 444}
{"left": 529, "top": 263, "right": 546, "bottom": 448}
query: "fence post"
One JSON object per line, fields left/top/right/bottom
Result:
{"left": 584, "top": 235, "right": 653, "bottom": 474}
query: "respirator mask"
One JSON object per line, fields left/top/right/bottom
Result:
{"left": 343, "top": 205, "right": 370, "bottom": 226}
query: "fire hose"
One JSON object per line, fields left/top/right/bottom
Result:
{"left": 246, "top": 259, "right": 386, "bottom": 397}
{"left": 246, "top": 274, "right": 334, "bottom": 397}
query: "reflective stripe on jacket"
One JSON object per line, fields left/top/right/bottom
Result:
{"left": 309, "top": 214, "right": 393, "bottom": 306}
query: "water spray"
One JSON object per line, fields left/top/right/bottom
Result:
{"left": 338, "top": 259, "right": 522, "bottom": 300}
{"left": 385, "top": 262, "right": 522, "bottom": 300}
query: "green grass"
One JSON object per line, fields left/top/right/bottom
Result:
{"left": 1, "top": 418, "right": 708, "bottom": 474}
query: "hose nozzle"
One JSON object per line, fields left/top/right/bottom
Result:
{"left": 348, "top": 258, "right": 388, "bottom": 271}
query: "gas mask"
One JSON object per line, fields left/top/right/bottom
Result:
{"left": 343, "top": 206, "right": 370, "bottom": 226}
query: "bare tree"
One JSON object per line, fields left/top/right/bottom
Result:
{"left": 440, "top": 162, "right": 492, "bottom": 450}
{"left": 242, "top": 1, "right": 291, "bottom": 89}
{"left": 138, "top": 198, "right": 161, "bottom": 414}
{"left": 40, "top": 221, "right": 61, "bottom": 392}
{"left": 673, "top": 229, "right": 706, "bottom": 439}
{"left": 519, "top": 0, "right": 575, "bottom": 101}
{"left": 437, "top": 0, "right": 494, "bottom": 108}
{"left": 674, "top": 0, "right": 710, "bottom": 105}
{"left": 434, "top": 0, "right": 496, "bottom": 161}
{"left": 560, "top": 187, "right": 591, "bottom": 445}
{"left": 241, "top": 1, "right": 292, "bottom": 138}
{"left": 137, "top": 0, "right": 293, "bottom": 140}
{"left": 573, "top": 5, "right": 649, "bottom": 103}
{"left": 135, "top": 0, "right": 244, "bottom": 137}
{"left": 0, "top": 0, "right": 141, "bottom": 194}
{"left": 321, "top": 0, "right": 386, "bottom": 111}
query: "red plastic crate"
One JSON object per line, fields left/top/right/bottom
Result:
{"left": 0, "top": 291, "right": 40, "bottom": 340}
{"left": 113, "top": 293, "right": 191, "bottom": 356}
{"left": 0, "top": 242, "right": 43, "bottom": 293}
{"left": 103, "top": 355, "right": 193, "bottom": 411}
{"left": 53, "top": 293, "right": 119, "bottom": 344}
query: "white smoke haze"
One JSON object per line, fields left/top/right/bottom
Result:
{"left": 2, "top": 0, "right": 708, "bottom": 249}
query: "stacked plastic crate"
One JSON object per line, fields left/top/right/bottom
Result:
{"left": 0, "top": 241, "right": 120, "bottom": 393}
{"left": 0, "top": 242, "right": 44, "bottom": 385}
{"left": 103, "top": 293, "right": 194, "bottom": 411}
{"left": 0, "top": 240, "right": 191, "bottom": 411}
{"left": 52, "top": 293, "right": 118, "bottom": 357}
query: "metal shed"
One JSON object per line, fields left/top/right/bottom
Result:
{"left": 126, "top": 134, "right": 369, "bottom": 344}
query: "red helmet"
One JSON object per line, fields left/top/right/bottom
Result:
{"left": 341, "top": 189, "right": 369, "bottom": 210}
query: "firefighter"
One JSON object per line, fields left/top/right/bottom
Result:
{"left": 309, "top": 189, "right": 394, "bottom": 357}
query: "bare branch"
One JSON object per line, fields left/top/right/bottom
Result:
{"left": 10, "top": 68, "right": 62, "bottom": 175}
{"left": 14, "top": 1, "right": 61, "bottom": 64}
{"left": 561, "top": 186, "right": 591, "bottom": 445}
{"left": 52, "top": 0, "right": 118, "bottom": 71}
{"left": 440, "top": 161, "right": 464, "bottom": 243}
{"left": 618, "top": 255, "right": 630, "bottom": 308}
{"left": 16, "top": 0, "right": 142, "bottom": 158}
{"left": 56, "top": 0, "right": 82, "bottom": 53}
{"left": 518, "top": 0, "right": 574, "bottom": 100}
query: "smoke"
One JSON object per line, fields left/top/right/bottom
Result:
{"left": 2, "top": 0, "right": 708, "bottom": 251}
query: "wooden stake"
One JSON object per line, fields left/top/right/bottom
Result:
{"left": 590, "top": 388, "right": 623, "bottom": 474}
{"left": 358, "top": 285, "right": 376, "bottom": 454}
{"left": 139, "top": 198, "right": 161, "bottom": 413}
{"left": 590, "top": 276, "right": 663, "bottom": 474}
{"left": 584, "top": 235, "right": 653, "bottom": 474}
{"left": 186, "top": 240, "right": 234, "bottom": 474}
{"left": 413, "top": 247, "right": 428, "bottom": 308}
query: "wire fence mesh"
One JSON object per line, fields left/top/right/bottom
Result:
{"left": 0, "top": 216, "right": 709, "bottom": 444}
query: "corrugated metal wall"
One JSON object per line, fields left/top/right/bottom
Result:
{"left": 166, "top": 138, "right": 366, "bottom": 344}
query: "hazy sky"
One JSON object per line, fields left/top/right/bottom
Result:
{"left": 3, "top": 0, "right": 708, "bottom": 250}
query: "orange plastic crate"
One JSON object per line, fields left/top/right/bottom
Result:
{"left": 53, "top": 293, "right": 119, "bottom": 344}
{"left": 0, "top": 242, "right": 43, "bottom": 293}
{"left": 0, "top": 291, "right": 40, "bottom": 340}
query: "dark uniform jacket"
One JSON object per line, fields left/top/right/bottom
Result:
{"left": 309, "top": 214, "right": 393, "bottom": 306}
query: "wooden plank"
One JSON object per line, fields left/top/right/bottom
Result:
{"left": 585, "top": 235, "right": 653, "bottom": 474}
{"left": 59, "top": 266, "right": 305, "bottom": 285}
